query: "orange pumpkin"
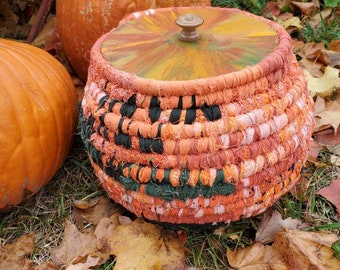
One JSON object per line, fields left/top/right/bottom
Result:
{"left": 56, "top": 0, "right": 211, "bottom": 81}
{"left": 0, "top": 38, "right": 78, "bottom": 210}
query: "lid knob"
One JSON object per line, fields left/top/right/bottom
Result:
{"left": 176, "top": 14, "right": 204, "bottom": 42}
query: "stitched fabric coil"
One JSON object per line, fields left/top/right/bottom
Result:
{"left": 80, "top": 7, "right": 314, "bottom": 224}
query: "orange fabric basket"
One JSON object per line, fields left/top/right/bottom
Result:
{"left": 80, "top": 7, "right": 314, "bottom": 224}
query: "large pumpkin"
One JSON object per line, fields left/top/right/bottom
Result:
{"left": 56, "top": 0, "right": 211, "bottom": 81}
{"left": 0, "top": 38, "right": 78, "bottom": 210}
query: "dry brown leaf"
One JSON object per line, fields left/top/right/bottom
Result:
{"left": 317, "top": 179, "right": 340, "bottom": 216}
{"left": 118, "top": 215, "right": 133, "bottom": 225}
{"left": 73, "top": 196, "right": 122, "bottom": 225}
{"left": 108, "top": 219, "right": 187, "bottom": 270}
{"left": 274, "top": 229, "right": 340, "bottom": 270}
{"left": 0, "top": 1, "right": 19, "bottom": 37}
{"left": 0, "top": 233, "right": 35, "bottom": 270}
{"left": 293, "top": 41, "right": 328, "bottom": 77}
{"left": 65, "top": 256, "right": 105, "bottom": 270}
{"left": 309, "top": 7, "right": 333, "bottom": 27}
{"left": 227, "top": 242, "right": 289, "bottom": 270}
{"left": 304, "top": 66, "right": 340, "bottom": 97}
{"left": 291, "top": 1, "right": 316, "bottom": 16}
{"left": 94, "top": 213, "right": 121, "bottom": 251}
{"left": 314, "top": 95, "right": 326, "bottom": 115}
{"left": 314, "top": 127, "right": 340, "bottom": 145}
{"left": 314, "top": 99, "right": 340, "bottom": 134}
{"left": 264, "top": 1, "right": 281, "bottom": 17}
{"left": 330, "top": 40, "right": 340, "bottom": 52}
{"left": 303, "top": 42, "right": 330, "bottom": 65}
{"left": 307, "top": 139, "right": 322, "bottom": 162}
{"left": 34, "top": 261, "right": 58, "bottom": 270}
{"left": 255, "top": 210, "right": 307, "bottom": 244}
{"left": 32, "top": 15, "right": 56, "bottom": 48}
{"left": 326, "top": 50, "right": 340, "bottom": 69}
{"left": 50, "top": 220, "right": 109, "bottom": 268}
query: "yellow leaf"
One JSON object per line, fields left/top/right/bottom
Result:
{"left": 274, "top": 229, "right": 340, "bottom": 270}
{"left": 108, "top": 219, "right": 187, "bottom": 270}
{"left": 303, "top": 66, "right": 340, "bottom": 97}
{"left": 227, "top": 242, "right": 289, "bottom": 270}
{"left": 280, "top": 16, "right": 302, "bottom": 30}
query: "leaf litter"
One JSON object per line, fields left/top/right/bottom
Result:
{"left": 228, "top": 229, "right": 340, "bottom": 270}
{"left": 255, "top": 210, "right": 308, "bottom": 244}
{"left": 50, "top": 196, "right": 187, "bottom": 269}
{"left": 1, "top": 0, "right": 340, "bottom": 269}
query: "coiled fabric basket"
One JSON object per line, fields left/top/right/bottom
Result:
{"left": 80, "top": 7, "right": 314, "bottom": 224}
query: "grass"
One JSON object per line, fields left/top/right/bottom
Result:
{"left": 185, "top": 219, "right": 254, "bottom": 269}
{"left": 211, "top": 0, "right": 267, "bottom": 15}
{"left": 0, "top": 135, "right": 104, "bottom": 264}
{"left": 183, "top": 151, "right": 340, "bottom": 269}
{"left": 2, "top": 133, "right": 338, "bottom": 269}
{"left": 300, "top": 14, "right": 340, "bottom": 48}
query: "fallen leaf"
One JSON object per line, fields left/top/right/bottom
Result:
{"left": 73, "top": 196, "right": 122, "bottom": 225}
{"left": 292, "top": 1, "right": 316, "bottom": 16}
{"left": 330, "top": 40, "right": 340, "bottom": 52}
{"left": 314, "top": 127, "right": 340, "bottom": 145}
{"left": 32, "top": 15, "right": 56, "bottom": 48}
{"left": 274, "top": 229, "right": 340, "bottom": 270}
{"left": 0, "top": 1, "right": 19, "bottom": 37}
{"left": 277, "top": 12, "right": 294, "bottom": 22}
{"left": 317, "top": 179, "right": 340, "bottom": 216}
{"left": 314, "top": 99, "right": 340, "bottom": 134}
{"left": 255, "top": 210, "right": 307, "bottom": 244}
{"left": 307, "top": 139, "right": 322, "bottom": 162}
{"left": 304, "top": 66, "right": 340, "bottom": 97}
{"left": 118, "top": 215, "right": 133, "bottom": 225}
{"left": 35, "top": 261, "right": 58, "bottom": 270}
{"left": 326, "top": 50, "right": 340, "bottom": 69}
{"left": 264, "top": 1, "right": 281, "bottom": 17}
{"left": 314, "top": 95, "right": 326, "bottom": 115}
{"left": 108, "top": 219, "right": 187, "bottom": 270}
{"left": 50, "top": 220, "right": 109, "bottom": 267}
{"left": 302, "top": 42, "right": 330, "bottom": 66}
{"left": 227, "top": 242, "right": 288, "bottom": 270}
{"left": 94, "top": 213, "right": 121, "bottom": 250}
{"left": 65, "top": 256, "right": 104, "bottom": 270}
{"left": 280, "top": 16, "right": 302, "bottom": 31}
{"left": 73, "top": 197, "right": 100, "bottom": 209}
{"left": 309, "top": 7, "right": 333, "bottom": 27}
{"left": 0, "top": 233, "right": 35, "bottom": 270}
{"left": 293, "top": 42, "right": 328, "bottom": 77}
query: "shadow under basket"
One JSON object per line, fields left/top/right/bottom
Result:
{"left": 80, "top": 6, "right": 315, "bottom": 225}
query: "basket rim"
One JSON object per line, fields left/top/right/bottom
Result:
{"left": 89, "top": 6, "right": 293, "bottom": 97}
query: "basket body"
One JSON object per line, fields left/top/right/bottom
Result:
{"left": 80, "top": 7, "right": 314, "bottom": 224}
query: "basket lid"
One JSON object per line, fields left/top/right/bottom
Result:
{"left": 101, "top": 7, "right": 279, "bottom": 81}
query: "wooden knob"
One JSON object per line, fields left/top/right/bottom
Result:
{"left": 176, "top": 14, "right": 204, "bottom": 42}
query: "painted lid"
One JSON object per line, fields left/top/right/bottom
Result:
{"left": 101, "top": 7, "right": 278, "bottom": 81}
